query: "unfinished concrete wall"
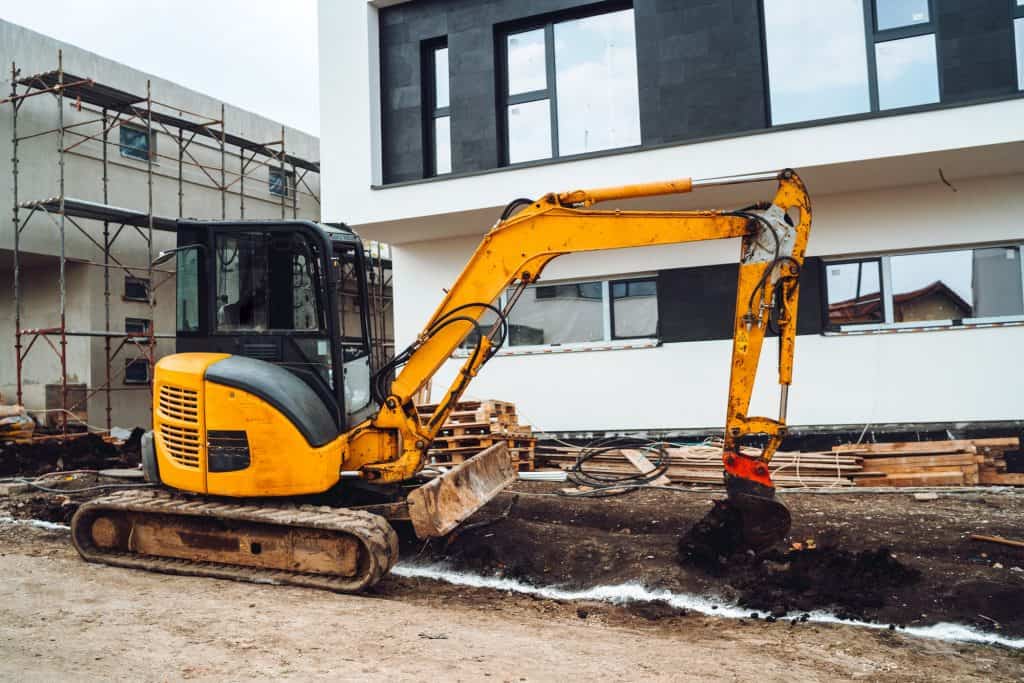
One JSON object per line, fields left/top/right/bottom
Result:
{"left": 0, "top": 19, "right": 322, "bottom": 428}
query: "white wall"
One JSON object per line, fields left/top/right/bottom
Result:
{"left": 392, "top": 174, "right": 1024, "bottom": 431}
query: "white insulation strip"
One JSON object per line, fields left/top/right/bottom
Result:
{"left": 392, "top": 563, "right": 1024, "bottom": 649}
{"left": 0, "top": 516, "right": 69, "bottom": 531}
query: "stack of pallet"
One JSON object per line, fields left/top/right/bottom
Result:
{"left": 836, "top": 437, "right": 1021, "bottom": 487}
{"left": 535, "top": 444, "right": 862, "bottom": 487}
{"left": 416, "top": 400, "right": 536, "bottom": 471}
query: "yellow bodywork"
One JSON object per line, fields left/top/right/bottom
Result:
{"left": 153, "top": 171, "right": 811, "bottom": 497}
{"left": 154, "top": 353, "right": 343, "bottom": 496}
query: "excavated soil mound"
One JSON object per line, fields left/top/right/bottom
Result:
{"left": 7, "top": 495, "right": 80, "bottom": 524}
{"left": 411, "top": 483, "right": 1024, "bottom": 635}
{"left": 0, "top": 433, "right": 139, "bottom": 477}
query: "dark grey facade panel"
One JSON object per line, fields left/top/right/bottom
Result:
{"left": 634, "top": 0, "right": 767, "bottom": 145}
{"left": 656, "top": 258, "right": 823, "bottom": 343}
{"left": 936, "top": 0, "right": 1018, "bottom": 101}
{"left": 379, "top": 0, "right": 1022, "bottom": 184}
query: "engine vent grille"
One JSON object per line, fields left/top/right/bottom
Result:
{"left": 160, "top": 423, "right": 201, "bottom": 468}
{"left": 159, "top": 384, "right": 199, "bottom": 423}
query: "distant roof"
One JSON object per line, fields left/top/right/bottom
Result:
{"left": 15, "top": 70, "right": 320, "bottom": 173}
{"left": 829, "top": 280, "right": 972, "bottom": 319}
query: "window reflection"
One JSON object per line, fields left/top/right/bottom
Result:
{"left": 434, "top": 116, "right": 451, "bottom": 174}
{"left": 1016, "top": 19, "right": 1024, "bottom": 91}
{"left": 507, "top": 281, "right": 605, "bottom": 345}
{"left": 875, "top": 0, "right": 930, "bottom": 30}
{"left": 763, "top": 0, "right": 870, "bottom": 124}
{"left": 826, "top": 260, "right": 883, "bottom": 325}
{"left": 611, "top": 279, "right": 657, "bottom": 338}
{"left": 875, "top": 34, "right": 940, "bottom": 110}
{"left": 507, "top": 29, "right": 546, "bottom": 95}
{"left": 434, "top": 46, "right": 449, "bottom": 108}
{"left": 507, "top": 99, "right": 552, "bottom": 163}
{"left": 553, "top": 9, "right": 640, "bottom": 155}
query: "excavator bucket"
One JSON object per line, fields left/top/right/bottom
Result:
{"left": 406, "top": 442, "right": 517, "bottom": 539}
{"left": 679, "top": 485, "right": 791, "bottom": 566}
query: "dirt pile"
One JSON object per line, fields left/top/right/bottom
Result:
{"left": 0, "top": 432, "right": 140, "bottom": 477}
{"left": 6, "top": 494, "right": 80, "bottom": 524}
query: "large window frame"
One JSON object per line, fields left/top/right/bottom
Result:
{"left": 823, "top": 243, "right": 1024, "bottom": 334}
{"left": 497, "top": 2, "right": 639, "bottom": 166}
{"left": 762, "top": 0, "right": 944, "bottom": 126}
{"left": 864, "top": 0, "right": 941, "bottom": 111}
{"left": 423, "top": 38, "right": 451, "bottom": 177}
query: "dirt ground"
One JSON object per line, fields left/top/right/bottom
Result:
{"left": 1, "top": 483, "right": 1023, "bottom": 680}
{"left": 0, "top": 523, "right": 1022, "bottom": 682}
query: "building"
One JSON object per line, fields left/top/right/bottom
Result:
{"left": 1, "top": 19, "right": 322, "bottom": 429}
{"left": 319, "top": 1, "right": 1024, "bottom": 438}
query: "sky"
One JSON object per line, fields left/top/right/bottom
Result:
{"left": 1, "top": 0, "right": 320, "bottom": 135}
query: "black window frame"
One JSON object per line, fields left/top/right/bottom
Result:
{"left": 124, "top": 357, "right": 150, "bottom": 385}
{"left": 1014, "top": 0, "right": 1024, "bottom": 91}
{"left": 124, "top": 317, "right": 152, "bottom": 338}
{"left": 761, "top": 1, "right": 944, "bottom": 126}
{"left": 496, "top": 1, "right": 636, "bottom": 166}
{"left": 822, "top": 257, "right": 886, "bottom": 331}
{"left": 609, "top": 276, "right": 659, "bottom": 340}
{"left": 119, "top": 123, "right": 155, "bottom": 162}
{"left": 123, "top": 275, "right": 150, "bottom": 302}
{"left": 422, "top": 37, "right": 451, "bottom": 177}
{"left": 864, "top": 0, "right": 942, "bottom": 111}
{"left": 269, "top": 168, "right": 294, "bottom": 197}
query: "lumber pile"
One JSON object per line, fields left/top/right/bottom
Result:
{"left": 416, "top": 400, "right": 536, "bottom": 471}
{"left": 535, "top": 443, "right": 861, "bottom": 487}
{"left": 834, "top": 438, "right": 1021, "bottom": 487}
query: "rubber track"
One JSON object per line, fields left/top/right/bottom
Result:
{"left": 71, "top": 489, "right": 399, "bottom": 593}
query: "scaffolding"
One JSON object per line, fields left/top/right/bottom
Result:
{"left": 4, "top": 50, "right": 323, "bottom": 434}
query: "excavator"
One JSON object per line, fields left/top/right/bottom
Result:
{"left": 71, "top": 168, "right": 811, "bottom": 591}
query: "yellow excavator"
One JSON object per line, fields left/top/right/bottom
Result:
{"left": 71, "top": 169, "right": 811, "bottom": 591}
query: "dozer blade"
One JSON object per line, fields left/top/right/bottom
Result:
{"left": 407, "top": 442, "right": 516, "bottom": 538}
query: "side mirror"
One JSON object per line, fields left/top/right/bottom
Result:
{"left": 151, "top": 244, "right": 204, "bottom": 267}
{"left": 151, "top": 249, "right": 178, "bottom": 267}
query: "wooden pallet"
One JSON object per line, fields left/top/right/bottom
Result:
{"left": 416, "top": 399, "right": 535, "bottom": 471}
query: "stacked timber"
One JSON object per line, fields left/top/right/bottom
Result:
{"left": 835, "top": 438, "right": 1021, "bottom": 487}
{"left": 416, "top": 400, "right": 536, "bottom": 471}
{"left": 535, "top": 443, "right": 862, "bottom": 487}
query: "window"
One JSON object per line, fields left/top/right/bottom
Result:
{"left": 763, "top": 1, "right": 940, "bottom": 124}
{"left": 215, "top": 231, "right": 321, "bottom": 332}
{"left": 501, "top": 8, "right": 640, "bottom": 164}
{"left": 824, "top": 246, "right": 1024, "bottom": 331}
{"left": 125, "top": 317, "right": 151, "bottom": 337}
{"left": 825, "top": 259, "right": 884, "bottom": 326}
{"left": 124, "top": 275, "right": 150, "bottom": 302}
{"left": 463, "top": 276, "right": 658, "bottom": 350}
{"left": 610, "top": 278, "right": 658, "bottom": 339}
{"left": 870, "top": 1, "right": 939, "bottom": 110}
{"left": 424, "top": 41, "right": 451, "bottom": 176}
{"left": 176, "top": 246, "right": 200, "bottom": 333}
{"left": 1015, "top": 3, "right": 1024, "bottom": 91}
{"left": 269, "top": 168, "right": 294, "bottom": 197}
{"left": 763, "top": 0, "right": 871, "bottom": 125}
{"left": 124, "top": 358, "right": 150, "bottom": 385}
{"left": 119, "top": 124, "right": 154, "bottom": 161}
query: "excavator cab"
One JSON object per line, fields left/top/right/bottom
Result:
{"left": 168, "top": 220, "right": 377, "bottom": 434}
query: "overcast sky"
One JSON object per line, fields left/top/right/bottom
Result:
{"left": 1, "top": 0, "right": 320, "bottom": 135}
